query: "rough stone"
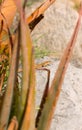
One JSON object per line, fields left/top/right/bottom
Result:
{"left": 26, "top": 1, "right": 82, "bottom": 64}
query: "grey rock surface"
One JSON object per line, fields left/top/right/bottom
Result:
{"left": 26, "top": 1, "right": 82, "bottom": 64}
{"left": 35, "top": 57, "right": 82, "bottom": 130}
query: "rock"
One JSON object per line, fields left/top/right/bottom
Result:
{"left": 26, "top": 1, "right": 82, "bottom": 64}
{"left": 35, "top": 57, "right": 82, "bottom": 130}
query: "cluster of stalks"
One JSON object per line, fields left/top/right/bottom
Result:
{"left": 0, "top": 0, "right": 82, "bottom": 130}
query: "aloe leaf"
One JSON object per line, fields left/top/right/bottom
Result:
{"left": 21, "top": 56, "right": 35, "bottom": 130}
{"left": 22, "top": 0, "right": 28, "bottom": 9}
{"left": 0, "top": 33, "right": 20, "bottom": 130}
{"left": 0, "top": 20, "right": 3, "bottom": 34}
{"left": 37, "top": 5, "right": 82, "bottom": 130}
{"left": 19, "top": 11, "right": 35, "bottom": 130}
{"left": 14, "top": 1, "right": 35, "bottom": 130}
{"left": 0, "top": 32, "right": 19, "bottom": 130}
{"left": 8, "top": 116, "right": 18, "bottom": 130}
{"left": 26, "top": 0, "right": 56, "bottom": 24}
{"left": 0, "top": 11, "right": 16, "bottom": 63}
{"left": 10, "top": 75, "right": 21, "bottom": 123}
{"left": 36, "top": 68, "right": 50, "bottom": 127}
